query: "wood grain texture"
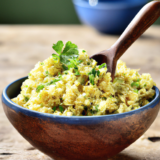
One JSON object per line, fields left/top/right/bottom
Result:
{"left": 0, "top": 25, "right": 160, "bottom": 160}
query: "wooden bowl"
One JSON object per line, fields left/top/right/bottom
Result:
{"left": 2, "top": 76, "right": 160, "bottom": 160}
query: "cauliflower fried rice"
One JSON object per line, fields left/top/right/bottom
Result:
{"left": 12, "top": 41, "right": 156, "bottom": 116}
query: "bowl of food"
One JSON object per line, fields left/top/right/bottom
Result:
{"left": 2, "top": 41, "right": 160, "bottom": 160}
{"left": 72, "top": 0, "right": 148, "bottom": 34}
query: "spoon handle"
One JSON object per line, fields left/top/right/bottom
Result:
{"left": 111, "top": 1, "right": 160, "bottom": 61}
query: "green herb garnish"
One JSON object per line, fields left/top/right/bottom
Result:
{"left": 90, "top": 110, "right": 94, "bottom": 114}
{"left": 59, "top": 106, "right": 64, "bottom": 113}
{"left": 53, "top": 106, "right": 56, "bottom": 112}
{"left": 52, "top": 41, "right": 79, "bottom": 67}
{"left": 75, "top": 70, "right": 80, "bottom": 76}
{"left": 89, "top": 68, "right": 100, "bottom": 77}
{"left": 24, "top": 96, "right": 29, "bottom": 102}
{"left": 88, "top": 68, "right": 100, "bottom": 85}
{"left": 45, "top": 71, "right": 49, "bottom": 75}
{"left": 64, "top": 71, "right": 68, "bottom": 75}
{"left": 41, "top": 62, "right": 44, "bottom": 65}
{"left": 137, "top": 78, "right": 140, "bottom": 82}
{"left": 131, "top": 82, "right": 140, "bottom": 87}
{"left": 89, "top": 74, "right": 95, "bottom": 85}
{"left": 134, "top": 89, "right": 139, "bottom": 94}
{"left": 99, "top": 63, "right": 107, "bottom": 69}
{"left": 62, "top": 64, "right": 68, "bottom": 70}
{"left": 58, "top": 72, "right": 62, "bottom": 78}
{"left": 47, "top": 78, "right": 61, "bottom": 86}
{"left": 52, "top": 41, "right": 64, "bottom": 54}
{"left": 36, "top": 85, "right": 44, "bottom": 92}
{"left": 67, "top": 59, "right": 82, "bottom": 75}
{"left": 95, "top": 105, "right": 99, "bottom": 112}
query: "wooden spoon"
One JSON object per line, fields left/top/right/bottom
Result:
{"left": 90, "top": 1, "right": 160, "bottom": 81}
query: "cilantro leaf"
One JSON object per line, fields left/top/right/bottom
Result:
{"left": 52, "top": 54, "right": 60, "bottom": 62}
{"left": 60, "top": 49, "right": 79, "bottom": 65}
{"left": 52, "top": 41, "right": 79, "bottom": 70}
{"left": 99, "top": 63, "right": 107, "bottom": 69}
{"left": 137, "top": 78, "right": 140, "bottom": 82}
{"left": 64, "top": 71, "right": 68, "bottom": 75}
{"left": 58, "top": 72, "right": 62, "bottom": 79}
{"left": 45, "top": 71, "right": 49, "bottom": 75}
{"left": 53, "top": 106, "right": 56, "bottom": 112}
{"left": 88, "top": 68, "right": 100, "bottom": 85}
{"left": 67, "top": 59, "right": 82, "bottom": 76}
{"left": 62, "top": 64, "right": 68, "bottom": 70}
{"left": 75, "top": 70, "right": 80, "bottom": 76}
{"left": 89, "top": 68, "right": 96, "bottom": 77}
{"left": 52, "top": 41, "right": 64, "bottom": 55}
{"left": 47, "top": 78, "right": 61, "bottom": 86}
{"left": 89, "top": 74, "right": 95, "bottom": 85}
{"left": 63, "top": 41, "right": 77, "bottom": 53}
{"left": 131, "top": 82, "right": 140, "bottom": 87}
{"left": 134, "top": 89, "right": 138, "bottom": 94}
{"left": 97, "top": 70, "right": 100, "bottom": 77}
{"left": 95, "top": 105, "right": 99, "bottom": 112}
{"left": 24, "top": 96, "right": 29, "bottom": 102}
{"left": 60, "top": 41, "right": 79, "bottom": 65}
{"left": 59, "top": 106, "right": 64, "bottom": 113}
{"left": 36, "top": 85, "right": 44, "bottom": 92}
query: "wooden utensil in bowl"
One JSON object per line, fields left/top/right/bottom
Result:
{"left": 90, "top": 1, "right": 160, "bottom": 81}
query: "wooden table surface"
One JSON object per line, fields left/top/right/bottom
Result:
{"left": 0, "top": 25, "right": 160, "bottom": 160}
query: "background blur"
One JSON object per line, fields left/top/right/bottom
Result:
{"left": 0, "top": 0, "right": 160, "bottom": 25}
{"left": 0, "top": 0, "right": 80, "bottom": 24}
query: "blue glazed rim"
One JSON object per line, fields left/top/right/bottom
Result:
{"left": 2, "top": 76, "right": 160, "bottom": 123}
{"left": 72, "top": 0, "right": 148, "bottom": 9}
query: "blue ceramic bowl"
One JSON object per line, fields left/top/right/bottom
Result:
{"left": 73, "top": 0, "right": 148, "bottom": 34}
{"left": 2, "top": 76, "right": 160, "bottom": 160}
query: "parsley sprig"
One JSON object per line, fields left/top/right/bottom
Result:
{"left": 52, "top": 41, "right": 79, "bottom": 69}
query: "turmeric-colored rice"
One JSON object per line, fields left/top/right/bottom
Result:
{"left": 12, "top": 41, "right": 156, "bottom": 116}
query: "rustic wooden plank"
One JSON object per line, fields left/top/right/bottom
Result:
{"left": 0, "top": 25, "right": 160, "bottom": 160}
